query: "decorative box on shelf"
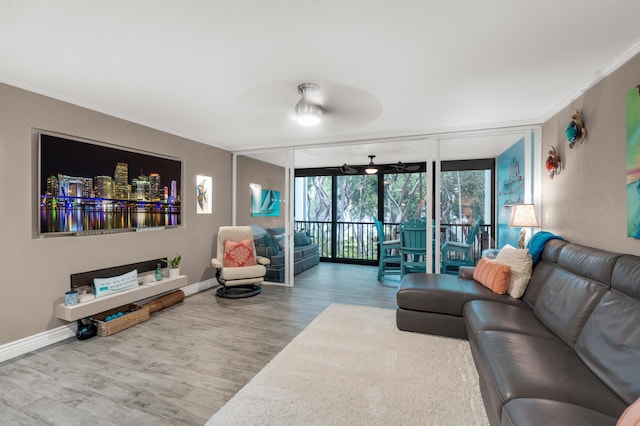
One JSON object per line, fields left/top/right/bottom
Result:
{"left": 94, "top": 304, "right": 150, "bottom": 336}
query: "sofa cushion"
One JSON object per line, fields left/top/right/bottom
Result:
{"left": 396, "top": 308, "right": 468, "bottom": 339}
{"left": 611, "top": 254, "right": 640, "bottom": 301}
{"left": 575, "top": 255, "right": 640, "bottom": 405}
{"left": 495, "top": 244, "right": 533, "bottom": 298}
{"left": 220, "top": 264, "right": 266, "bottom": 280}
{"left": 464, "top": 300, "right": 560, "bottom": 344}
{"left": 501, "top": 398, "right": 618, "bottom": 426}
{"left": 471, "top": 330, "right": 627, "bottom": 422}
{"left": 473, "top": 258, "right": 511, "bottom": 294}
{"left": 397, "top": 273, "right": 525, "bottom": 316}
{"left": 267, "top": 227, "right": 285, "bottom": 236}
{"left": 294, "top": 232, "right": 311, "bottom": 246}
{"left": 223, "top": 238, "right": 257, "bottom": 267}
{"left": 533, "top": 267, "right": 608, "bottom": 348}
{"left": 522, "top": 259, "right": 556, "bottom": 308}
{"left": 556, "top": 243, "right": 617, "bottom": 287}
{"left": 298, "top": 244, "right": 318, "bottom": 258}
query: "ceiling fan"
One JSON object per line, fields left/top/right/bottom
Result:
{"left": 234, "top": 80, "right": 383, "bottom": 131}
{"left": 326, "top": 163, "right": 359, "bottom": 174}
{"left": 326, "top": 157, "right": 422, "bottom": 175}
{"left": 388, "top": 162, "right": 421, "bottom": 172}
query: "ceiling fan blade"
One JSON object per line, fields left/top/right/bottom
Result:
{"left": 340, "top": 164, "right": 358, "bottom": 174}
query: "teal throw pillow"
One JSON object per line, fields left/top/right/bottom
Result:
{"left": 263, "top": 234, "right": 280, "bottom": 254}
{"left": 294, "top": 232, "right": 311, "bottom": 246}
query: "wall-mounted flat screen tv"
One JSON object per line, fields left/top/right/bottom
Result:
{"left": 39, "top": 132, "right": 182, "bottom": 235}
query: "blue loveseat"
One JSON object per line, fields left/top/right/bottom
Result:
{"left": 252, "top": 226, "right": 320, "bottom": 282}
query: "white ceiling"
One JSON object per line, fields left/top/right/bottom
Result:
{"left": 2, "top": 1, "right": 640, "bottom": 167}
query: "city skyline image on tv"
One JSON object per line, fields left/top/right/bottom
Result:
{"left": 39, "top": 132, "right": 182, "bottom": 234}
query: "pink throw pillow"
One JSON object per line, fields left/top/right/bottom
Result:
{"left": 223, "top": 238, "right": 257, "bottom": 267}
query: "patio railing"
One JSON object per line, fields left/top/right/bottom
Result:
{"left": 295, "top": 220, "right": 492, "bottom": 263}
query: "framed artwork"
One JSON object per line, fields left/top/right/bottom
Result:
{"left": 196, "top": 175, "right": 212, "bottom": 214}
{"left": 39, "top": 132, "right": 182, "bottom": 235}
{"left": 250, "top": 183, "right": 280, "bottom": 217}
{"left": 496, "top": 137, "right": 525, "bottom": 248}
{"left": 627, "top": 85, "right": 640, "bottom": 238}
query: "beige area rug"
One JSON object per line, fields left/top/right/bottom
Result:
{"left": 207, "top": 304, "right": 489, "bottom": 426}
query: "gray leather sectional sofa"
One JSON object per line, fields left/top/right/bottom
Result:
{"left": 396, "top": 239, "right": 640, "bottom": 425}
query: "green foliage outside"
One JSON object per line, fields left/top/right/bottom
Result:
{"left": 295, "top": 168, "right": 489, "bottom": 260}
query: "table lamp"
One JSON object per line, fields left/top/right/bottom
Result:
{"left": 509, "top": 204, "right": 540, "bottom": 249}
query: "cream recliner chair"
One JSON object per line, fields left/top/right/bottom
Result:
{"left": 211, "top": 226, "right": 270, "bottom": 298}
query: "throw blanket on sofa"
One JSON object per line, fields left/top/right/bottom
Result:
{"left": 527, "top": 231, "right": 564, "bottom": 266}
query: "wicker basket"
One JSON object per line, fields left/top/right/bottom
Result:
{"left": 94, "top": 304, "right": 150, "bottom": 337}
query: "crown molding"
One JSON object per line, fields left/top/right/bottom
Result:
{"left": 539, "top": 40, "right": 640, "bottom": 124}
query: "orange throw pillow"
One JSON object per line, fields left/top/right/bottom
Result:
{"left": 223, "top": 238, "right": 257, "bottom": 267}
{"left": 618, "top": 397, "right": 640, "bottom": 426}
{"left": 473, "top": 258, "right": 511, "bottom": 294}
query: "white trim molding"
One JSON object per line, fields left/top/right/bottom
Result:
{"left": 0, "top": 324, "right": 76, "bottom": 363}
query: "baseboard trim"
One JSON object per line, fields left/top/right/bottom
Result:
{"left": 0, "top": 324, "right": 76, "bottom": 364}
{"left": 181, "top": 277, "right": 217, "bottom": 296}
{"left": 0, "top": 278, "right": 218, "bottom": 364}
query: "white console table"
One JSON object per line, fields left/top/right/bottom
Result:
{"left": 55, "top": 275, "right": 187, "bottom": 321}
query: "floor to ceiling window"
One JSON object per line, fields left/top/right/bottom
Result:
{"left": 295, "top": 158, "right": 494, "bottom": 268}
{"left": 295, "top": 163, "right": 426, "bottom": 264}
{"left": 439, "top": 159, "right": 495, "bottom": 268}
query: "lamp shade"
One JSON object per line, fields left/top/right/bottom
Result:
{"left": 509, "top": 204, "right": 540, "bottom": 228}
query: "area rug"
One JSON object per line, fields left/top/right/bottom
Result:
{"left": 206, "top": 303, "right": 488, "bottom": 425}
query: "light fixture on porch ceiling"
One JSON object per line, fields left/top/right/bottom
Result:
{"left": 295, "top": 83, "right": 323, "bottom": 126}
{"left": 365, "top": 155, "right": 378, "bottom": 174}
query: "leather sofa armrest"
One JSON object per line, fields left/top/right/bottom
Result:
{"left": 211, "top": 258, "right": 223, "bottom": 269}
{"left": 459, "top": 266, "right": 475, "bottom": 280}
{"left": 257, "top": 256, "right": 270, "bottom": 266}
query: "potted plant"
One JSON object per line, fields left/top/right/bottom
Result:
{"left": 167, "top": 253, "right": 181, "bottom": 279}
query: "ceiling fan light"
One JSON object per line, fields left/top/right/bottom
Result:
{"left": 295, "top": 83, "right": 323, "bottom": 127}
{"left": 365, "top": 154, "right": 378, "bottom": 174}
{"left": 296, "top": 108, "right": 322, "bottom": 126}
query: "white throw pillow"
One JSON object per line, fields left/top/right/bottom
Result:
{"left": 495, "top": 244, "right": 533, "bottom": 298}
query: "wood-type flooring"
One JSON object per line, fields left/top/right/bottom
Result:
{"left": 0, "top": 263, "right": 400, "bottom": 425}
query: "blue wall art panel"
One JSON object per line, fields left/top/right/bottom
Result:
{"left": 252, "top": 189, "right": 281, "bottom": 217}
{"left": 497, "top": 137, "right": 525, "bottom": 248}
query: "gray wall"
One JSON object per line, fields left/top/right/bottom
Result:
{"left": 0, "top": 83, "right": 232, "bottom": 345}
{"left": 541, "top": 52, "right": 640, "bottom": 255}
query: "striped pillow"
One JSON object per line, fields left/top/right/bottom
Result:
{"left": 473, "top": 257, "right": 511, "bottom": 294}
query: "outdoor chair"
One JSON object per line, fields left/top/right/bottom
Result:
{"left": 374, "top": 218, "right": 401, "bottom": 281}
{"left": 441, "top": 220, "right": 482, "bottom": 275}
{"left": 400, "top": 219, "right": 428, "bottom": 276}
